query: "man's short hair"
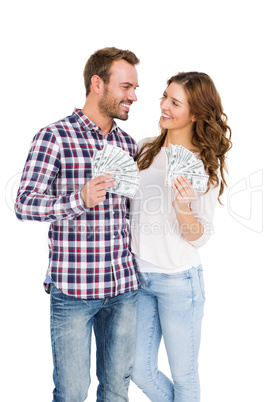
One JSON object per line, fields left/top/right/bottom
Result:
{"left": 83, "top": 47, "right": 140, "bottom": 96}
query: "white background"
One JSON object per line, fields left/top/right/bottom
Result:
{"left": 1, "top": 0, "right": 267, "bottom": 401}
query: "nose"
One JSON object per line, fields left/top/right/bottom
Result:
{"left": 160, "top": 97, "right": 168, "bottom": 110}
{"left": 128, "top": 88, "right": 137, "bottom": 102}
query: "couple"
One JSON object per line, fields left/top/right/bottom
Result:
{"left": 15, "top": 47, "right": 231, "bottom": 402}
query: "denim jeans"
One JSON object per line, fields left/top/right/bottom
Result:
{"left": 50, "top": 285, "right": 138, "bottom": 402}
{"left": 131, "top": 266, "right": 205, "bottom": 402}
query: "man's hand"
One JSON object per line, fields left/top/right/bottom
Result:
{"left": 81, "top": 174, "right": 117, "bottom": 208}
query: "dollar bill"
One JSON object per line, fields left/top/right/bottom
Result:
{"left": 106, "top": 179, "right": 139, "bottom": 198}
{"left": 171, "top": 173, "right": 209, "bottom": 192}
{"left": 92, "top": 144, "right": 140, "bottom": 197}
{"left": 164, "top": 144, "right": 209, "bottom": 192}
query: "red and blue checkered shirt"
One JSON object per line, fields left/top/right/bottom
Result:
{"left": 15, "top": 108, "right": 140, "bottom": 299}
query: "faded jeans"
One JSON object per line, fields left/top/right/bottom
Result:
{"left": 131, "top": 266, "right": 205, "bottom": 402}
{"left": 50, "top": 285, "right": 138, "bottom": 402}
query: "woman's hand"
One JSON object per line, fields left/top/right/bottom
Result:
{"left": 172, "top": 176, "right": 204, "bottom": 241}
{"left": 172, "top": 176, "right": 195, "bottom": 211}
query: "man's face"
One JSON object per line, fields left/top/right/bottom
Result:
{"left": 98, "top": 59, "right": 138, "bottom": 121}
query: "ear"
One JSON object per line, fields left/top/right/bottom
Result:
{"left": 90, "top": 75, "right": 104, "bottom": 95}
{"left": 191, "top": 116, "right": 197, "bottom": 122}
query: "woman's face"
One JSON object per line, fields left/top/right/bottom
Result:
{"left": 159, "top": 82, "right": 195, "bottom": 133}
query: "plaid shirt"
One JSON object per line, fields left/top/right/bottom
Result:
{"left": 15, "top": 108, "right": 140, "bottom": 299}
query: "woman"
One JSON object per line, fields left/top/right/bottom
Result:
{"left": 130, "top": 72, "right": 232, "bottom": 401}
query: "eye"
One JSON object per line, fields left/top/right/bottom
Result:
{"left": 122, "top": 85, "right": 132, "bottom": 90}
{"left": 160, "top": 93, "right": 167, "bottom": 100}
{"left": 173, "top": 101, "right": 179, "bottom": 106}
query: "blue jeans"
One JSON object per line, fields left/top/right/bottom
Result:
{"left": 50, "top": 285, "right": 138, "bottom": 402}
{"left": 131, "top": 266, "right": 205, "bottom": 402}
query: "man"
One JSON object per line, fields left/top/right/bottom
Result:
{"left": 15, "top": 47, "right": 140, "bottom": 401}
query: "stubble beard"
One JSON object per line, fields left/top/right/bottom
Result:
{"left": 98, "top": 87, "right": 129, "bottom": 121}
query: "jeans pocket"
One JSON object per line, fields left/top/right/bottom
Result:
{"left": 197, "top": 267, "right": 206, "bottom": 300}
{"left": 159, "top": 271, "right": 189, "bottom": 279}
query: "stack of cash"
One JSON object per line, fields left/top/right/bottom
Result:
{"left": 164, "top": 144, "right": 209, "bottom": 192}
{"left": 92, "top": 143, "right": 140, "bottom": 198}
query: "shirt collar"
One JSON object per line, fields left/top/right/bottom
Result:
{"left": 73, "top": 108, "right": 118, "bottom": 135}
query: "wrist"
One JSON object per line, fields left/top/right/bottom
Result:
{"left": 173, "top": 199, "right": 191, "bottom": 214}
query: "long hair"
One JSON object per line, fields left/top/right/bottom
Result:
{"left": 136, "top": 72, "right": 232, "bottom": 203}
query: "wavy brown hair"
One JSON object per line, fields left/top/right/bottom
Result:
{"left": 137, "top": 72, "right": 232, "bottom": 203}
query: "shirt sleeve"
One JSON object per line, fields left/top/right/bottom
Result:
{"left": 187, "top": 179, "right": 221, "bottom": 248}
{"left": 15, "top": 128, "right": 87, "bottom": 222}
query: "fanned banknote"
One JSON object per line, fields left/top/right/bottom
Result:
{"left": 164, "top": 144, "right": 209, "bottom": 192}
{"left": 92, "top": 143, "right": 140, "bottom": 198}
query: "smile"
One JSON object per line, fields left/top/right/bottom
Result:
{"left": 161, "top": 113, "right": 173, "bottom": 120}
{"left": 121, "top": 103, "right": 131, "bottom": 110}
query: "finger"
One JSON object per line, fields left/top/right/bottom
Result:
{"left": 174, "top": 177, "right": 188, "bottom": 197}
{"left": 172, "top": 183, "right": 180, "bottom": 197}
{"left": 90, "top": 174, "right": 114, "bottom": 185}
{"left": 96, "top": 189, "right": 107, "bottom": 198}
{"left": 180, "top": 175, "right": 191, "bottom": 186}
{"left": 176, "top": 176, "right": 189, "bottom": 187}
{"left": 172, "top": 182, "right": 185, "bottom": 199}
{"left": 97, "top": 180, "right": 118, "bottom": 190}
{"left": 92, "top": 195, "right": 107, "bottom": 206}
{"left": 181, "top": 176, "right": 195, "bottom": 192}
{"left": 175, "top": 176, "right": 193, "bottom": 196}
